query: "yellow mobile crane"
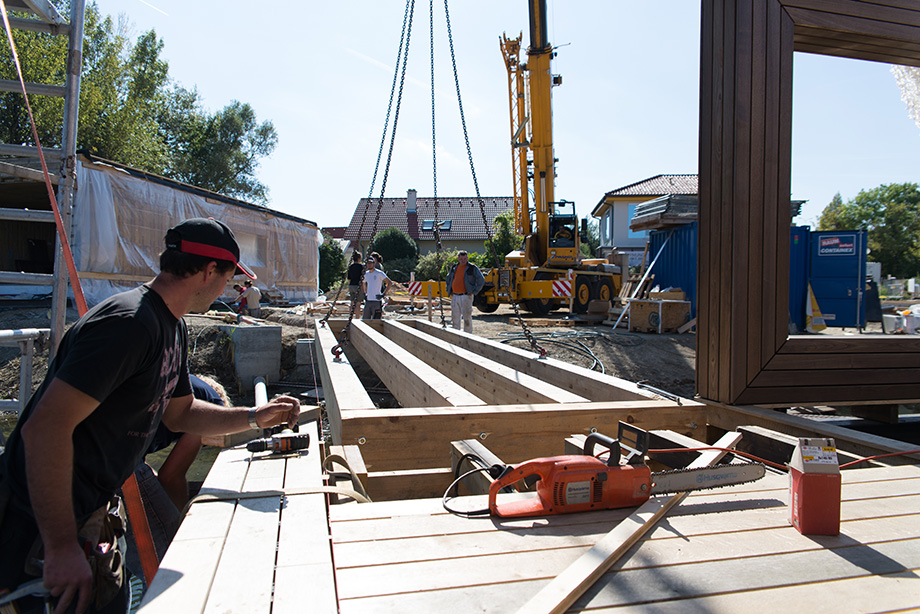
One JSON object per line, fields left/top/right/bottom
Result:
{"left": 474, "top": 0, "right": 621, "bottom": 315}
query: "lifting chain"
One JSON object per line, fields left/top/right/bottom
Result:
{"left": 430, "top": 0, "right": 447, "bottom": 327}
{"left": 443, "top": 0, "right": 545, "bottom": 358}
{"left": 330, "top": 0, "right": 417, "bottom": 356}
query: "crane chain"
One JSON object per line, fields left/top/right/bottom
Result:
{"left": 430, "top": 0, "right": 447, "bottom": 327}
{"left": 331, "top": 0, "right": 416, "bottom": 356}
{"left": 443, "top": 0, "right": 545, "bottom": 358}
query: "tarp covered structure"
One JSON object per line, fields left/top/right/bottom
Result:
{"left": 71, "top": 157, "right": 321, "bottom": 305}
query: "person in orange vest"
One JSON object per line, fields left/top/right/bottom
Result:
{"left": 445, "top": 251, "right": 485, "bottom": 333}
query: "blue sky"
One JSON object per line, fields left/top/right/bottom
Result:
{"left": 90, "top": 0, "right": 920, "bottom": 230}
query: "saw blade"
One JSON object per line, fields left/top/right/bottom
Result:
{"left": 650, "top": 463, "right": 766, "bottom": 495}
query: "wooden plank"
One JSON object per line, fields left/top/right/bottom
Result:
{"left": 274, "top": 420, "right": 337, "bottom": 611}
{"left": 736, "top": 383, "right": 920, "bottom": 405}
{"left": 779, "top": 335, "right": 920, "bottom": 354}
{"left": 376, "top": 320, "right": 588, "bottom": 405}
{"left": 751, "top": 367, "right": 920, "bottom": 387}
{"left": 314, "top": 322, "right": 376, "bottom": 444}
{"left": 747, "top": 0, "right": 767, "bottom": 384}
{"left": 350, "top": 320, "right": 486, "bottom": 408}
{"left": 340, "top": 400, "right": 705, "bottom": 471}
{"left": 332, "top": 467, "right": 920, "bottom": 613}
{"left": 705, "top": 401, "right": 920, "bottom": 461}
{"left": 765, "top": 352, "right": 920, "bottom": 370}
{"left": 717, "top": 0, "right": 735, "bottom": 405}
{"left": 364, "top": 467, "right": 453, "bottom": 502}
{"left": 730, "top": 0, "right": 752, "bottom": 404}
{"left": 409, "top": 319, "right": 660, "bottom": 402}
{"left": 697, "top": 0, "right": 715, "bottom": 400}
{"left": 515, "top": 431, "right": 744, "bottom": 614}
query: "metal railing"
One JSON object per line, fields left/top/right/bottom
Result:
{"left": 0, "top": 328, "right": 50, "bottom": 414}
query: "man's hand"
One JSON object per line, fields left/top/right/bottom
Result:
{"left": 253, "top": 395, "right": 301, "bottom": 429}
{"left": 44, "top": 542, "right": 93, "bottom": 614}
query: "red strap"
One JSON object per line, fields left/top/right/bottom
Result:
{"left": 121, "top": 472, "right": 159, "bottom": 585}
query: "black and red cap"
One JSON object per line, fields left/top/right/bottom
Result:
{"left": 165, "top": 217, "right": 256, "bottom": 280}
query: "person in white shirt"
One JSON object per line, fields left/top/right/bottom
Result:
{"left": 361, "top": 256, "right": 390, "bottom": 320}
{"left": 241, "top": 279, "right": 262, "bottom": 318}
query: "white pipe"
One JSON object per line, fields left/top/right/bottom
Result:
{"left": 254, "top": 376, "right": 268, "bottom": 407}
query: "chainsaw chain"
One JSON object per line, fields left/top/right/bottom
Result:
{"left": 650, "top": 463, "right": 766, "bottom": 495}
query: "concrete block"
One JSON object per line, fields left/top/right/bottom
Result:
{"left": 219, "top": 325, "right": 282, "bottom": 393}
{"left": 296, "top": 338, "right": 315, "bottom": 365}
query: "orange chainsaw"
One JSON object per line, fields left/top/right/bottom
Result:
{"left": 488, "top": 426, "right": 765, "bottom": 518}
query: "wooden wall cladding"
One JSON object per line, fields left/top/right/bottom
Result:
{"left": 698, "top": 0, "right": 920, "bottom": 406}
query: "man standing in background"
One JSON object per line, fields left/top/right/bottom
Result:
{"left": 445, "top": 251, "right": 485, "bottom": 333}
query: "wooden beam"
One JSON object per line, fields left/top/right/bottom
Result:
{"left": 313, "top": 322, "right": 376, "bottom": 445}
{"left": 408, "top": 319, "right": 660, "bottom": 402}
{"left": 364, "top": 467, "right": 453, "bottom": 502}
{"left": 450, "top": 439, "right": 506, "bottom": 495}
{"left": 515, "top": 431, "right": 745, "bottom": 614}
{"left": 349, "top": 320, "right": 486, "bottom": 408}
{"left": 375, "top": 320, "right": 589, "bottom": 405}
{"left": 341, "top": 401, "right": 705, "bottom": 471}
{"left": 705, "top": 401, "right": 920, "bottom": 463}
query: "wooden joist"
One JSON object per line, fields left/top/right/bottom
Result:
{"left": 450, "top": 439, "right": 506, "bottom": 496}
{"left": 337, "top": 401, "right": 706, "bottom": 471}
{"left": 350, "top": 320, "right": 486, "bottom": 408}
{"left": 373, "top": 320, "right": 588, "bottom": 405}
{"left": 409, "top": 319, "right": 659, "bottom": 402}
{"left": 314, "top": 323, "right": 376, "bottom": 445}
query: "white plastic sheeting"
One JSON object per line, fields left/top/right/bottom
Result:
{"left": 72, "top": 159, "right": 321, "bottom": 306}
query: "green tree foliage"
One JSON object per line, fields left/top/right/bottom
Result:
{"left": 817, "top": 183, "right": 920, "bottom": 278}
{"left": 580, "top": 217, "right": 599, "bottom": 258}
{"left": 369, "top": 227, "right": 418, "bottom": 266}
{"left": 318, "top": 233, "right": 346, "bottom": 293}
{"left": 415, "top": 249, "right": 455, "bottom": 281}
{"left": 0, "top": 3, "right": 276, "bottom": 203}
{"left": 483, "top": 209, "right": 522, "bottom": 266}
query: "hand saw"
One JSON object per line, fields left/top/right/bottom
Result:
{"left": 488, "top": 427, "right": 765, "bottom": 518}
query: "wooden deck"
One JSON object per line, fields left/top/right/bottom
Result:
{"left": 138, "top": 418, "right": 337, "bottom": 613}
{"left": 331, "top": 464, "right": 920, "bottom": 613}
{"left": 136, "top": 421, "right": 920, "bottom": 613}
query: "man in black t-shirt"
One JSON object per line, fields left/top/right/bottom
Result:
{"left": 346, "top": 250, "right": 365, "bottom": 316}
{"left": 0, "top": 218, "right": 300, "bottom": 614}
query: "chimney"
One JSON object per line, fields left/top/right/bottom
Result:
{"left": 407, "top": 188, "right": 417, "bottom": 213}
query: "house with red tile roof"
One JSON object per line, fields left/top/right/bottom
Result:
{"left": 343, "top": 189, "right": 514, "bottom": 255}
{"left": 591, "top": 174, "right": 698, "bottom": 266}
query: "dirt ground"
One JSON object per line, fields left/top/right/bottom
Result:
{"left": 0, "top": 299, "right": 697, "bottom": 439}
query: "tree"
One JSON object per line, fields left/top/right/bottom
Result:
{"left": 483, "top": 209, "right": 522, "bottom": 266}
{"left": 0, "top": 4, "right": 276, "bottom": 203}
{"left": 817, "top": 183, "right": 920, "bottom": 278}
{"left": 318, "top": 233, "right": 346, "bottom": 293}
{"left": 580, "top": 217, "right": 599, "bottom": 258}
{"left": 171, "top": 101, "right": 278, "bottom": 203}
{"left": 368, "top": 227, "right": 418, "bottom": 265}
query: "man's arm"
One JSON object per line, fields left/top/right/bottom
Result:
{"left": 155, "top": 433, "right": 202, "bottom": 509}
{"left": 20, "top": 378, "right": 100, "bottom": 614}
{"left": 161, "top": 394, "right": 300, "bottom": 436}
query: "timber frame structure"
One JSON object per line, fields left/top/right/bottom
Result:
{"left": 698, "top": 0, "right": 920, "bottom": 406}
{"left": 315, "top": 318, "right": 919, "bottom": 502}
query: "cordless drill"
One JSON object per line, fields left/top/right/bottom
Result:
{"left": 246, "top": 429, "right": 310, "bottom": 454}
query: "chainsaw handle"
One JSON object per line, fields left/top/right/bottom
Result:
{"left": 488, "top": 458, "right": 554, "bottom": 516}
{"left": 584, "top": 433, "right": 620, "bottom": 466}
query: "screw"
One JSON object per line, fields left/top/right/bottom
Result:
{"left": 358, "top": 437, "right": 366, "bottom": 445}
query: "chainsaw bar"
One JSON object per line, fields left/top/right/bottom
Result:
{"left": 650, "top": 463, "right": 766, "bottom": 495}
